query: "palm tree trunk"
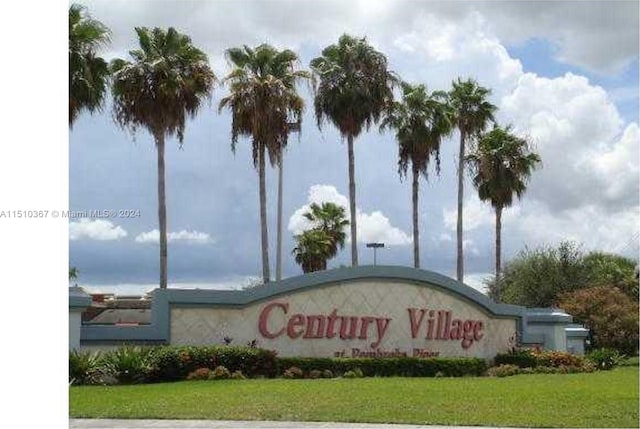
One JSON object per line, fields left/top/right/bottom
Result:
{"left": 412, "top": 166, "right": 420, "bottom": 269}
{"left": 456, "top": 131, "right": 466, "bottom": 282}
{"left": 276, "top": 156, "right": 283, "bottom": 282}
{"left": 155, "top": 134, "right": 168, "bottom": 289}
{"left": 347, "top": 134, "right": 358, "bottom": 266}
{"left": 258, "top": 144, "right": 271, "bottom": 283}
{"left": 495, "top": 206, "right": 503, "bottom": 302}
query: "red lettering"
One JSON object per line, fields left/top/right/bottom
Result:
{"left": 326, "top": 309, "right": 338, "bottom": 338}
{"left": 287, "top": 314, "right": 305, "bottom": 339}
{"left": 358, "top": 317, "right": 375, "bottom": 340}
{"left": 258, "top": 302, "right": 288, "bottom": 339}
{"left": 473, "top": 321, "right": 484, "bottom": 341}
{"left": 372, "top": 318, "right": 391, "bottom": 348}
{"left": 303, "top": 315, "right": 326, "bottom": 339}
{"left": 407, "top": 308, "right": 426, "bottom": 338}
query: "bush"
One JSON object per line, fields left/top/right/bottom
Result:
{"left": 486, "top": 364, "right": 521, "bottom": 377}
{"left": 586, "top": 348, "right": 623, "bottom": 370}
{"left": 102, "top": 346, "right": 155, "bottom": 384}
{"left": 187, "top": 368, "right": 210, "bottom": 380}
{"left": 69, "top": 350, "right": 103, "bottom": 385}
{"left": 283, "top": 366, "right": 303, "bottom": 379}
{"left": 494, "top": 349, "right": 538, "bottom": 368}
{"left": 148, "top": 345, "right": 278, "bottom": 381}
{"left": 322, "top": 369, "right": 334, "bottom": 379}
{"left": 231, "top": 370, "right": 246, "bottom": 380}
{"left": 275, "top": 357, "right": 487, "bottom": 377}
{"left": 531, "top": 350, "right": 585, "bottom": 368}
{"left": 308, "top": 370, "right": 322, "bottom": 379}
{"left": 209, "top": 365, "right": 231, "bottom": 380}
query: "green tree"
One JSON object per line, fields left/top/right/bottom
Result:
{"left": 380, "top": 82, "right": 453, "bottom": 268}
{"left": 303, "top": 202, "right": 350, "bottom": 260}
{"left": 559, "top": 286, "right": 639, "bottom": 355}
{"left": 582, "top": 252, "right": 639, "bottom": 298}
{"left": 111, "top": 27, "right": 215, "bottom": 289}
{"left": 69, "top": 4, "right": 110, "bottom": 126}
{"left": 466, "top": 125, "right": 541, "bottom": 296}
{"left": 449, "top": 78, "right": 496, "bottom": 282}
{"left": 486, "top": 242, "right": 587, "bottom": 307}
{"left": 311, "top": 34, "right": 396, "bottom": 267}
{"left": 219, "top": 44, "right": 309, "bottom": 283}
{"left": 292, "top": 229, "right": 333, "bottom": 273}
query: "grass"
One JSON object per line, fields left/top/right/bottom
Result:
{"left": 70, "top": 367, "right": 639, "bottom": 428}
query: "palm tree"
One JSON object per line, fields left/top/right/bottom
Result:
{"left": 467, "top": 125, "right": 541, "bottom": 298}
{"left": 292, "top": 229, "right": 333, "bottom": 273}
{"left": 219, "top": 44, "right": 309, "bottom": 284}
{"left": 449, "top": 78, "right": 496, "bottom": 282}
{"left": 310, "top": 34, "right": 396, "bottom": 267}
{"left": 381, "top": 82, "right": 454, "bottom": 268}
{"left": 293, "top": 202, "right": 349, "bottom": 273}
{"left": 69, "top": 4, "right": 110, "bottom": 127}
{"left": 110, "top": 27, "right": 215, "bottom": 289}
{"left": 303, "top": 202, "right": 349, "bottom": 260}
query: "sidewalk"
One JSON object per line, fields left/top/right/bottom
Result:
{"left": 69, "top": 419, "right": 531, "bottom": 429}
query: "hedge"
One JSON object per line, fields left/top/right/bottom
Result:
{"left": 275, "top": 357, "right": 487, "bottom": 377}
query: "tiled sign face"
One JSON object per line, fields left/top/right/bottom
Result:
{"left": 171, "top": 280, "right": 517, "bottom": 358}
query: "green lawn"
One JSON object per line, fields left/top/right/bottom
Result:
{"left": 70, "top": 367, "right": 639, "bottom": 428}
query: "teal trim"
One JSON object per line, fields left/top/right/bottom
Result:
{"left": 525, "top": 308, "right": 573, "bottom": 324}
{"left": 81, "top": 266, "right": 525, "bottom": 344}
{"left": 69, "top": 287, "right": 91, "bottom": 310}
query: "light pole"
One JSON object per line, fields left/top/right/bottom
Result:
{"left": 366, "top": 242, "right": 385, "bottom": 266}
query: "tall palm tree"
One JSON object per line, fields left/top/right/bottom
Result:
{"left": 110, "top": 27, "right": 215, "bottom": 289}
{"left": 310, "top": 34, "right": 396, "bottom": 267}
{"left": 69, "top": 4, "right": 110, "bottom": 127}
{"left": 292, "top": 229, "right": 333, "bottom": 273}
{"left": 219, "top": 44, "right": 309, "bottom": 284}
{"left": 467, "top": 125, "right": 541, "bottom": 298}
{"left": 380, "top": 82, "right": 453, "bottom": 268}
{"left": 449, "top": 78, "right": 496, "bottom": 282}
{"left": 303, "top": 202, "right": 349, "bottom": 260}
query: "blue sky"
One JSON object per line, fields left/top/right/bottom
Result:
{"left": 69, "top": 0, "right": 639, "bottom": 294}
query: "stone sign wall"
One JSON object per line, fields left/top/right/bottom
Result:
{"left": 169, "top": 275, "right": 520, "bottom": 359}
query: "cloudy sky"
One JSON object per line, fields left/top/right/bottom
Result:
{"left": 69, "top": 0, "right": 639, "bottom": 294}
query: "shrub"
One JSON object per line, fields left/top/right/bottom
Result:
{"left": 231, "top": 370, "right": 246, "bottom": 380}
{"left": 308, "top": 370, "right": 322, "bottom": 379}
{"left": 69, "top": 350, "right": 103, "bottom": 385}
{"left": 531, "top": 350, "right": 585, "bottom": 368}
{"left": 283, "top": 366, "right": 304, "bottom": 379}
{"left": 486, "top": 364, "right": 521, "bottom": 377}
{"left": 148, "top": 345, "right": 278, "bottom": 381}
{"left": 586, "top": 348, "right": 623, "bottom": 370}
{"left": 187, "top": 368, "right": 210, "bottom": 380}
{"left": 322, "top": 369, "right": 334, "bottom": 378}
{"left": 343, "top": 370, "right": 358, "bottom": 378}
{"left": 494, "top": 349, "right": 538, "bottom": 368}
{"left": 209, "top": 365, "right": 231, "bottom": 380}
{"left": 102, "top": 345, "right": 155, "bottom": 384}
{"left": 275, "top": 357, "right": 487, "bottom": 378}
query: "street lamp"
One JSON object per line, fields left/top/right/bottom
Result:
{"left": 366, "top": 242, "right": 385, "bottom": 266}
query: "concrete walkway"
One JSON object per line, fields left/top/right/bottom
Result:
{"left": 69, "top": 419, "right": 532, "bottom": 429}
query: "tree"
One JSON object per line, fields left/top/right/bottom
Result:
{"left": 292, "top": 202, "right": 349, "bottom": 273}
{"left": 303, "top": 202, "right": 350, "bottom": 259}
{"left": 219, "top": 44, "right": 309, "bottom": 283}
{"left": 292, "top": 229, "right": 333, "bottom": 273}
{"left": 311, "top": 34, "right": 396, "bottom": 267}
{"left": 69, "top": 4, "right": 110, "bottom": 126}
{"left": 558, "top": 286, "right": 639, "bottom": 355}
{"left": 449, "top": 78, "right": 496, "bottom": 282}
{"left": 466, "top": 125, "right": 541, "bottom": 296}
{"left": 380, "top": 82, "right": 453, "bottom": 268}
{"left": 485, "top": 241, "right": 638, "bottom": 307}
{"left": 111, "top": 27, "right": 215, "bottom": 289}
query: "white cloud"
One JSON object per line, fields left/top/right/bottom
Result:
{"left": 288, "top": 184, "right": 412, "bottom": 246}
{"left": 69, "top": 219, "right": 127, "bottom": 241}
{"left": 443, "top": 198, "right": 521, "bottom": 232}
{"left": 135, "top": 229, "right": 214, "bottom": 244}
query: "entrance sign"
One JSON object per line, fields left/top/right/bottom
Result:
{"left": 167, "top": 266, "right": 524, "bottom": 358}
